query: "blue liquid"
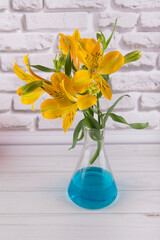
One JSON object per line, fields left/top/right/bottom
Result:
{"left": 68, "top": 167, "right": 118, "bottom": 209}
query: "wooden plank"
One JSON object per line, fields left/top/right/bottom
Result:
{"left": 0, "top": 191, "right": 159, "bottom": 214}
{"left": 0, "top": 144, "right": 160, "bottom": 157}
{"left": 0, "top": 172, "right": 159, "bottom": 191}
{"left": 0, "top": 130, "right": 160, "bottom": 145}
{"left": 0, "top": 154, "right": 159, "bottom": 172}
{"left": 0, "top": 214, "right": 159, "bottom": 240}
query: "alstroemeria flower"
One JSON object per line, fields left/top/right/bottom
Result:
{"left": 41, "top": 72, "right": 97, "bottom": 132}
{"left": 59, "top": 29, "right": 81, "bottom": 70}
{"left": 72, "top": 39, "right": 124, "bottom": 100}
{"left": 13, "top": 55, "right": 50, "bottom": 111}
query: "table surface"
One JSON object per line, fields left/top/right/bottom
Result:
{"left": 0, "top": 144, "right": 159, "bottom": 240}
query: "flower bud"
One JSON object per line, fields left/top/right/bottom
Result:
{"left": 124, "top": 50, "right": 142, "bottom": 64}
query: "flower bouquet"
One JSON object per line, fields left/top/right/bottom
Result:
{"left": 13, "top": 19, "right": 149, "bottom": 209}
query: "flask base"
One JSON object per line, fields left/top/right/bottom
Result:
{"left": 68, "top": 167, "right": 118, "bottom": 209}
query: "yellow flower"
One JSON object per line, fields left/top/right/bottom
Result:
{"left": 73, "top": 39, "right": 124, "bottom": 100}
{"left": 41, "top": 72, "right": 97, "bottom": 132}
{"left": 59, "top": 29, "right": 81, "bottom": 70}
{"left": 13, "top": 55, "right": 50, "bottom": 111}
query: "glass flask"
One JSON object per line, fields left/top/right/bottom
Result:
{"left": 68, "top": 126, "right": 118, "bottom": 209}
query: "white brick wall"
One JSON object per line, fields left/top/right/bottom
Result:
{"left": 0, "top": 0, "right": 159, "bottom": 133}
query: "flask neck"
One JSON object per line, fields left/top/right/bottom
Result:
{"left": 84, "top": 126, "right": 105, "bottom": 145}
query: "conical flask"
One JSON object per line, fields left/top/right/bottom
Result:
{"left": 68, "top": 126, "right": 118, "bottom": 209}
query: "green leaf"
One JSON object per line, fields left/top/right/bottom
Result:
{"left": 104, "top": 94, "right": 130, "bottom": 125}
{"left": 84, "top": 115, "right": 101, "bottom": 130}
{"left": 30, "top": 65, "right": 56, "bottom": 72}
{"left": 108, "top": 113, "right": 149, "bottom": 129}
{"left": 77, "top": 129, "right": 84, "bottom": 141}
{"left": 105, "top": 18, "right": 117, "bottom": 50}
{"left": 97, "top": 91, "right": 102, "bottom": 99}
{"left": 19, "top": 81, "right": 43, "bottom": 95}
{"left": 101, "top": 74, "right": 109, "bottom": 83}
{"left": 69, "top": 119, "right": 84, "bottom": 150}
{"left": 65, "top": 49, "right": 71, "bottom": 76}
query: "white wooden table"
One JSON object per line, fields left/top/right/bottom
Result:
{"left": 0, "top": 144, "right": 159, "bottom": 240}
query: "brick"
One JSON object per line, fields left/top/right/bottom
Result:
{"left": 37, "top": 112, "right": 84, "bottom": 130}
{"left": 1, "top": 55, "right": 25, "bottom": 72}
{"left": 45, "top": 0, "right": 106, "bottom": 9}
{"left": 140, "top": 13, "right": 160, "bottom": 29}
{"left": 100, "top": 93, "right": 137, "bottom": 111}
{"left": 25, "top": 13, "right": 88, "bottom": 31}
{"left": 0, "top": 74, "right": 22, "bottom": 92}
{"left": 97, "top": 12, "right": 138, "bottom": 29}
{"left": 0, "top": 14, "right": 20, "bottom": 31}
{"left": 113, "top": 0, "right": 160, "bottom": 10}
{"left": 108, "top": 111, "right": 158, "bottom": 129}
{"left": 29, "top": 54, "right": 56, "bottom": 69}
{"left": 123, "top": 52, "right": 157, "bottom": 70}
{"left": 1, "top": 54, "right": 56, "bottom": 72}
{"left": 12, "top": 0, "right": 43, "bottom": 11}
{"left": 111, "top": 73, "right": 160, "bottom": 92}
{"left": 140, "top": 93, "right": 160, "bottom": 110}
{"left": 158, "top": 53, "right": 160, "bottom": 69}
{"left": 121, "top": 33, "right": 160, "bottom": 49}
{"left": 0, "top": 34, "right": 54, "bottom": 52}
{"left": 0, "top": 0, "right": 8, "bottom": 10}
{"left": 0, "top": 94, "right": 12, "bottom": 111}
{"left": 0, "top": 113, "right": 33, "bottom": 130}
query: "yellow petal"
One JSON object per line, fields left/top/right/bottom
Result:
{"left": 73, "top": 29, "right": 80, "bottom": 42}
{"left": 78, "top": 38, "right": 95, "bottom": 54}
{"left": 72, "top": 70, "right": 92, "bottom": 93}
{"left": 17, "top": 86, "right": 45, "bottom": 107}
{"left": 76, "top": 49, "right": 88, "bottom": 67}
{"left": 87, "top": 40, "right": 102, "bottom": 70}
{"left": 51, "top": 72, "right": 76, "bottom": 98}
{"left": 13, "top": 62, "right": 37, "bottom": 83}
{"left": 77, "top": 94, "right": 97, "bottom": 110}
{"left": 94, "top": 74, "right": 112, "bottom": 100}
{"left": 59, "top": 34, "right": 70, "bottom": 55}
{"left": 97, "top": 51, "right": 124, "bottom": 75}
{"left": 62, "top": 105, "right": 77, "bottom": 133}
{"left": 60, "top": 79, "right": 76, "bottom": 102}
{"left": 23, "top": 55, "right": 47, "bottom": 82}
{"left": 41, "top": 99, "right": 64, "bottom": 119}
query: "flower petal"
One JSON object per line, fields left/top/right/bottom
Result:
{"left": 97, "top": 51, "right": 124, "bottom": 75}
{"left": 63, "top": 105, "right": 77, "bottom": 133}
{"left": 58, "top": 34, "right": 70, "bottom": 55}
{"left": 77, "top": 94, "right": 97, "bottom": 110}
{"left": 72, "top": 70, "right": 92, "bottom": 93}
{"left": 41, "top": 99, "right": 64, "bottom": 119}
{"left": 13, "top": 62, "right": 37, "bottom": 83}
{"left": 73, "top": 29, "right": 80, "bottom": 42}
{"left": 23, "top": 55, "right": 47, "bottom": 82}
{"left": 51, "top": 72, "right": 76, "bottom": 98}
{"left": 17, "top": 86, "right": 45, "bottom": 109}
{"left": 94, "top": 74, "right": 112, "bottom": 100}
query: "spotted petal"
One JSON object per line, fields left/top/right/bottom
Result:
{"left": 94, "top": 73, "right": 112, "bottom": 100}
{"left": 13, "top": 62, "right": 37, "bottom": 83}
{"left": 62, "top": 105, "right": 77, "bottom": 133}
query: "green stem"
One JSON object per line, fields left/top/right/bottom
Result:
{"left": 89, "top": 141, "right": 102, "bottom": 164}
{"left": 97, "top": 98, "right": 101, "bottom": 126}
